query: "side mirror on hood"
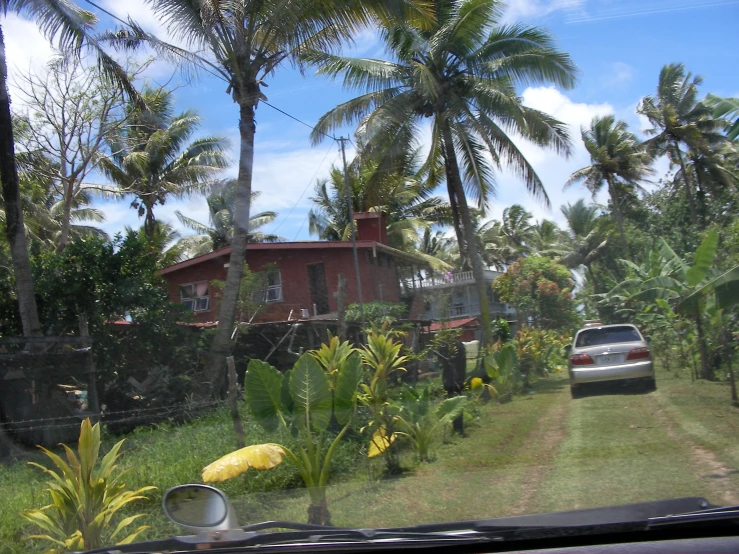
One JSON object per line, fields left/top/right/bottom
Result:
{"left": 163, "top": 484, "right": 239, "bottom": 534}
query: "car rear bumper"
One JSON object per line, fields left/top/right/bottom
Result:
{"left": 569, "top": 360, "right": 654, "bottom": 385}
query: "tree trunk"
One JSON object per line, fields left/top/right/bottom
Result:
{"left": 58, "top": 179, "right": 74, "bottom": 250}
{"left": 440, "top": 122, "right": 491, "bottom": 347}
{"left": 722, "top": 329, "right": 737, "bottom": 402}
{"left": 0, "top": 25, "right": 42, "bottom": 339}
{"left": 673, "top": 143, "right": 698, "bottom": 227}
{"left": 694, "top": 312, "right": 712, "bottom": 380}
{"left": 206, "top": 101, "right": 255, "bottom": 396}
{"left": 606, "top": 176, "right": 627, "bottom": 253}
{"left": 144, "top": 203, "right": 156, "bottom": 240}
{"left": 307, "top": 494, "right": 331, "bottom": 525}
{"left": 446, "top": 183, "right": 467, "bottom": 269}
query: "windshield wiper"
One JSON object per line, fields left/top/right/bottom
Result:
{"left": 84, "top": 497, "right": 723, "bottom": 554}
{"left": 647, "top": 504, "right": 739, "bottom": 529}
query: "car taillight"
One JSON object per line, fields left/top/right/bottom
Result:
{"left": 570, "top": 354, "right": 595, "bottom": 365}
{"left": 627, "top": 347, "right": 650, "bottom": 360}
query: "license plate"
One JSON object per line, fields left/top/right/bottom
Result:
{"left": 600, "top": 354, "right": 622, "bottom": 365}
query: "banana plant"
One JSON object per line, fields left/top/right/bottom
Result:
{"left": 484, "top": 342, "right": 522, "bottom": 402}
{"left": 393, "top": 387, "right": 467, "bottom": 462}
{"left": 202, "top": 351, "right": 363, "bottom": 525}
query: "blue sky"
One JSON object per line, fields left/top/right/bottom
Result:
{"left": 5, "top": 0, "right": 738, "bottom": 244}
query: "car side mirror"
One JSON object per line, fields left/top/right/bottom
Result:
{"left": 163, "top": 484, "right": 240, "bottom": 534}
{"left": 646, "top": 336, "right": 652, "bottom": 343}
{"left": 564, "top": 344, "right": 572, "bottom": 352}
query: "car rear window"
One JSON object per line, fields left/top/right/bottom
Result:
{"left": 575, "top": 326, "right": 642, "bottom": 347}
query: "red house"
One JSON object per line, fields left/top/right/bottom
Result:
{"left": 159, "top": 212, "right": 428, "bottom": 323}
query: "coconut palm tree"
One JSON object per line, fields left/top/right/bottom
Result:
{"left": 98, "top": 88, "right": 230, "bottom": 240}
{"left": 558, "top": 199, "right": 607, "bottom": 285}
{"left": 1, "top": 0, "right": 137, "bottom": 338}
{"left": 309, "top": 0, "right": 576, "bottom": 345}
{"left": 529, "top": 219, "right": 564, "bottom": 256}
{"left": 308, "top": 141, "right": 453, "bottom": 270}
{"left": 565, "top": 115, "right": 653, "bottom": 252}
{"left": 175, "top": 187, "right": 283, "bottom": 258}
{"left": 103, "top": 0, "right": 420, "bottom": 397}
{"left": 638, "top": 64, "right": 727, "bottom": 227}
{"left": 476, "top": 205, "right": 534, "bottom": 269}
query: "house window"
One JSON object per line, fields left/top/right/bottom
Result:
{"left": 252, "top": 269, "right": 283, "bottom": 303}
{"left": 181, "top": 282, "right": 210, "bottom": 312}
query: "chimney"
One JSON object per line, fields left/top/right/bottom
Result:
{"left": 353, "top": 211, "right": 388, "bottom": 245}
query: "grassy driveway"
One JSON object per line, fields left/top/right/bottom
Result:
{"left": 2, "top": 368, "right": 738, "bottom": 552}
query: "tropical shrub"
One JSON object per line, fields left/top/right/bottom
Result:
{"left": 394, "top": 387, "right": 466, "bottom": 462}
{"left": 202, "top": 351, "right": 363, "bottom": 525}
{"left": 516, "top": 327, "right": 570, "bottom": 376}
{"left": 347, "top": 301, "right": 407, "bottom": 328}
{"left": 22, "top": 418, "right": 154, "bottom": 553}
{"left": 359, "top": 327, "right": 407, "bottom": 472}
{"left": 484, "top": 342, "right": 523, "bottom": 402}
{"left": 493, "top": 257, "right": 579, "bottom": 330}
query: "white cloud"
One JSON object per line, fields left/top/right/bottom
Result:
{"left": 503, "top": 0, "right": 584, "bottom": 21}
{"left": 3, "top": 14, "right": 55, "bottom": 103}
{"left": 601, "top": 62, "right": 634, "bottom": 89}
{"left": 481, "top": 87, "right": 614, "bottom": 227}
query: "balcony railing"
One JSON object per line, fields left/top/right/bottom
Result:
{"left": 421, "top": 269, "right": 501, "bottom": 289}
{"left": 425, "top": 302, "right": 512, "bottom": 320}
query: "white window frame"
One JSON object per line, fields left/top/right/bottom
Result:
{"left": 180, "top": 281, "right": 210, "bottom": 312}
{"left": 252, "top": 269, "right": 283, "bottom": 304}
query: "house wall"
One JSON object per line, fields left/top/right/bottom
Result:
{"left": 164, "top": 245, "right": 400, "bottom": 323}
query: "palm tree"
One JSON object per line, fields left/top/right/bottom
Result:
{"left": 125, "top": 221, "right": 188, "bottom": 269}
{"left": 565, "top": 115, "right": 653, "bottom": 252}
{"left": 99, "top": 88, "right": 230, "bottom": 240}
{"left": 529, "top": 219, "right": 564, "bottom": 256}
{"left": 104, "top": 0, "right": 419, "bottom": 400}
{"left": 558, "top": 199, "right": 607, "bottom": 285}
{"left": 638, "top": 64, "right": 727, "bottom": 227}
{"left": 310, "top": 0, "right": 576, "bottom": 345}
{"left": 477, "top": 205, "right": 534, "bottom": 269}
{"left": 175, "top": 187, "right": 283, "bottom": 258}
{"left": 1, "top": 0, "right": 137, "bottom": 338}
{"left": 308, "top": 147, "right": 451, "bottom": 268}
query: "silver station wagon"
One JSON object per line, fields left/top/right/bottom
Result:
{"left": 567, "top": 324, "right": 655, "bottom": 398}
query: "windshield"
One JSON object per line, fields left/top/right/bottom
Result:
{"left": 1, "top": 0, "right": 738, "bottom": 552}
{"left": 576, "top": 327, "right": 642, "bottom": 347}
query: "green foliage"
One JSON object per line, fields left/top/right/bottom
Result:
{"left": 238, "top": 350, "right": 364, "bottom": 523}
{"left": 346, "top": 301, "right": 407, "bottom": 328}
{"left": 22, "top": 419, "right": 154, "bottom": 552}
{"left": 493, "top": 257, "right": 579, "bottom": 330}
{"left": 516, "top": 328, "right": 570, "bottom": 377}
{"left": 484, "top": 342, "right": 524, "bottom": 402}
{"left": 394, "top": 387, "right": 467, "bottom": 462}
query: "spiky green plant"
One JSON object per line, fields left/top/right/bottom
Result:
{"left": 22, "top": 418, "right": 154, "bottom": 553}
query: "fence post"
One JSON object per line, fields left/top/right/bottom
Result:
{"left": 226, "top": 356, "right": 245, "bottom": 448}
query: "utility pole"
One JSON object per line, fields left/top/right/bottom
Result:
{"left": 337, "top": 136, "right": 365, "bottom": 334}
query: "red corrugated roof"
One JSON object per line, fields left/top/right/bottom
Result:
{"left": 428, "top": 317, "right": 479, "bottom": 332}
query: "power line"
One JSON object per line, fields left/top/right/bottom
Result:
{"left": 262, "top": 101, "right": 336, "bottom": 142}
{"left": 272, "top": 142, "right": 338, "bottom": 236}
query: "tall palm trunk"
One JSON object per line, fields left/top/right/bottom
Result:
{"left": 673, "top": 142, "right": 698, "bottom": 227}
{"left": 0, "top": 25, "right": 41, "bottom": 338}
{"left": 606, "top": 176, "right": 627, "bottom": 252}
{"left": 440, "top": 121, "right": 491, "bottom": 346}
{"left": 206, "top": 101, "right": 255, "bottom": 396}
{"left": 446, "top": 184, "right": 467, "bottom": 269}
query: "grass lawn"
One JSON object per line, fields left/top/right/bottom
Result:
{"left": 2, "top": 368, "right": 738, "bottom": 553}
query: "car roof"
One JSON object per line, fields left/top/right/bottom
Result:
{"left": 575, "top": 323, "right": 639, "bottom": 333}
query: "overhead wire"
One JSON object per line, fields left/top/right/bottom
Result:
{"left": 271, "top": 141, "right": 338, "bottom": 236}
